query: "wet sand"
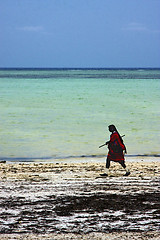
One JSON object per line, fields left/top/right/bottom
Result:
{"left": 0, "top": 158, "right": 160, "bottom": 239}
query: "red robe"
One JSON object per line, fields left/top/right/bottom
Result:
{"left": 107, "top": 131, "right": 125, "bottom": 161}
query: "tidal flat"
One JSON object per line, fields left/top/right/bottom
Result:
{"left": 0, "top": 159, "right": 159, "bottom": 239}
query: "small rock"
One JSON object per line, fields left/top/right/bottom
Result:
{"left": 0, "top": 160, "right": 6, "bottom": 164}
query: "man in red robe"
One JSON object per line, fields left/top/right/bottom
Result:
{"left": 100, "top": 125, "right": 130, "bottom": 177}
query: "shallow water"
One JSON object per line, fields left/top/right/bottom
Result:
{"left": 0, "top": 68, "right": 160, "bottom": 161}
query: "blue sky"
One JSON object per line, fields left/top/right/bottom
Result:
{"left": 0, "top": 0, "right": 160, "bottom": 68}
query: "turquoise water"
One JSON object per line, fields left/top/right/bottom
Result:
{"left": 0, "top": 69, "right": 160, "bottom": 161}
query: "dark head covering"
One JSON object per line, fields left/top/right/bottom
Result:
{"left": 108, "top": 124, "right": 124, "bottom": 144}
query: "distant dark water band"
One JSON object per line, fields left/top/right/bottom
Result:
{"left": 0, "top": 68, "right": 160, "bottom": 79}
{"left": 0, "top": 74, "right": 160, "bottom": 80}
{"left": 0, "top": 154, "right": 160, "bottom": 162}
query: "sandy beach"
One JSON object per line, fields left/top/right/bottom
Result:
{"left": 0, "top": 158, "right": 160, "bottom": 239}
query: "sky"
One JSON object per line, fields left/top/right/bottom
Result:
{"left": 0, "top": 0, "right": 160, "bottom": 68}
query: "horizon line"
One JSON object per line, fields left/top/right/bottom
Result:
{"left": 0, "top": 67, "right": 160, "bottom": 70}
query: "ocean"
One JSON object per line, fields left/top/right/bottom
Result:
{"left": 0, "top": 68, "right": 159, "bottom": 162}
